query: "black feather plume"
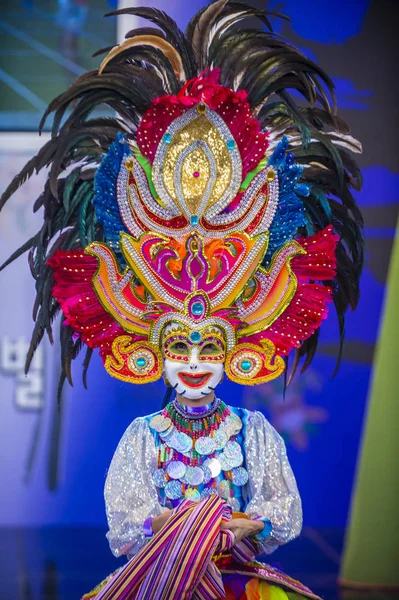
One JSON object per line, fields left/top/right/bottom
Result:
{"left": 0, "top": 1, "right": 363, "bottom": 392}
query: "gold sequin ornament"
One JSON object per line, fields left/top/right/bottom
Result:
{"left": 161, "top": 114, "right": 232, "bottom": 214}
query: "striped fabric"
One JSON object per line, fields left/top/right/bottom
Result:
{"left": 95, "top": 495, "right": 235, "bottom": 600}
{"left": 230, "top": 535, "right": 257, "bottom": 564}
{"left": 86, "top": 496, "right": 320, "bottom": 600}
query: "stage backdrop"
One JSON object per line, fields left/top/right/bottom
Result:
{"left": 0, "top": 0, "right": 398, "bottom": 537}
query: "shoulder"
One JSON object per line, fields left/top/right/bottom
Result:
{"left": 227, "top": 405, "right": 255, "bottom": 422}
{"left": 227, "top": 406, "right": 273, "bottom": 429}
{"left": 227, "top": 406, "right": 280, "bottom": 441}
{"left": 124, "top": 409, "right": 162, "bottom": 432}
{"left": 116, "top": 415, "right": 155, "bottom": 449}
{"left": 241, "top": 409, "right": 285, "bottom": 446}
{"left": 142, "top": 409, "right": 163, "bottom": 424}
{"left": 250, "top": 410, "right": 273, "bottom": 429}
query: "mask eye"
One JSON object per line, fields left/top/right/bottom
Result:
{"left": 200, "top": 342, "right": 221, "bottom": 356}
{"left": 169, "top": 341, "right": 189, "bottom": 355}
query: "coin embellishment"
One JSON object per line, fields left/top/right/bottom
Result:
{"left": 165, "top": 480, "right": 183, "bottom": 499}
{"left": 150, "top": 414, "right": 172, "bottom": 433}
{"left": 166, "top": 460, "right": 186, "bottom": 480}
{"left": 152, "top": 468, "right": 167, "bottom": 488}
{"left": 195, "top": 436, "right": 216, "bottom": 455}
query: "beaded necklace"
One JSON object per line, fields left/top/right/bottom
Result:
{"left": 149, "top": 398, "right": 248, "bottom": 505}
{"left": 165, "top": 398, "right": 229, "bottom": 465}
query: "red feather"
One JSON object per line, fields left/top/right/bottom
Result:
{"left": 242, "top": 226, "right": 338, "bottom": 355}
{"left": 136, "top": 69, "right": 268, "bottom": 178}
{"left": 48, "top": 250, "right": 129, "bottom": 359}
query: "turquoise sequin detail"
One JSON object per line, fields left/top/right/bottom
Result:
{"left": 191, "top": 302, "right": 204, "bottom": 316}
{"left": 240, "top": 360, "right": 252, "bottom": 372}
{"left": 189, "top": 331, "right": 201, "bottom": 343}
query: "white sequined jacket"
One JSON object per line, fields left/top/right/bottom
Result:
{"left": 104, "top": 409, "right": 302, "bottom": 559}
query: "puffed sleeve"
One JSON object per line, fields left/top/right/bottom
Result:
{"left": 104, "top": 417, "right": 164, "bottom": 559}
{"left": 244, "top": 410, "right": 302, "bottom": 554}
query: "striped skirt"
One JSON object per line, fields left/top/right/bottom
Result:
{"left": 83, "top": 495, "right": 320, "bottom": 600}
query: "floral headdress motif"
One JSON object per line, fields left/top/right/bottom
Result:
{"left": 0, "top": 1, "right": 363, "bottom": 397}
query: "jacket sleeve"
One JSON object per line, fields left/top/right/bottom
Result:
{"left": 244, "top": 410, "right": 303, "bottom": 554}
{"left": 104, "top": 417, "right": 164, "bottom": 559}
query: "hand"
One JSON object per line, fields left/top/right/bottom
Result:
{"left": 220, "top": 518, "right": 264, "bottom": 543}
{"left": 151, "top": 509, "right": 173, "bottom": 534}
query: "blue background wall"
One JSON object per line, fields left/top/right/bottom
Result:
{"left": 0, "top": 0, "right": 398, "bottom": 540}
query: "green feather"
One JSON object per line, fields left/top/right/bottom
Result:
{"left": 133, "top": 148, "right": 158, "bottom": 199}
{"left": 240, "top": 156, "right": 267, "bottom": 190}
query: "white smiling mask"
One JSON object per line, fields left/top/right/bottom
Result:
{"left": 162, "top": 323, "right": 225, "bottom": 401}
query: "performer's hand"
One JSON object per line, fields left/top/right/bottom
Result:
{"left": 152, "top": 509, "right": 173, "bottom": 534}
{"left": 221, "top": 518, "right": 264, "bottom": 543}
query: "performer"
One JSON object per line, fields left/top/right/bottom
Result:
{"left": 0, "top": 2, "right": 363, "bottom": 598}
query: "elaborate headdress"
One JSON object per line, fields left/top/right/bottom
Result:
{"left": 0, "top": 2, "right": 363, "bottom": 396}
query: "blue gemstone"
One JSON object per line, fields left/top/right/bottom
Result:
{"left": 227, "top": 139, "right": 235, "bottom": 150}
{"left": 190, "top": 215, "right": 199, "bottom": 226}
{"left": 189, "top": 331, "right": 201, "bottom": 343}
{"left": 163, "top": 133, "right": 172, "bottom": 144}
{"left": 240, "top": 359, "right": 252, "bottom": 372}
{"left": 136, "top": 357, "right": 147, "bottom": 368}
{"left": 192, "top": 302, "right": 204, "bottom": 316}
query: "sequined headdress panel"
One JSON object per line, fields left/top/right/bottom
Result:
{"left": 48, "top": 73, "right": 340, "bottom": 386}
{"left": 0, "top": 2, "right": 363, "bottom": 397}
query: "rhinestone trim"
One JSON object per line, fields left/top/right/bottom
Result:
{"left": 121, "top": 236, "right": 185, "bottom": 311}
{"left": 211, "top": 233, "right": 268, "bottom": 307}
{"left": 89, "top": 245, "right": 142, "bottom": 318}
{"left": 116, "top": 161, "right": 143, "bottom": 238}
{"left": 150, "top": 313, "right": 236, "bottom": 351}
{"left": 152, "top": 105, "right": 242, "bottom": 220}
{"left": 236, "top": 243, "right": 300, "bottom": 320}
{"left": 132, "top": 159, "right": 177, "bottom": 219}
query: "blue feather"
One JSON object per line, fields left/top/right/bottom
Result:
{"left": 264, "top": 137, "right": 309, "bottom": 265}
{"left": 93, "top": 133, "right": 130, "bottom": 252}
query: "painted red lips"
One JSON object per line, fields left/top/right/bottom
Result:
{"left": 177, "top": 372, "right": 212, "bottom": 388}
